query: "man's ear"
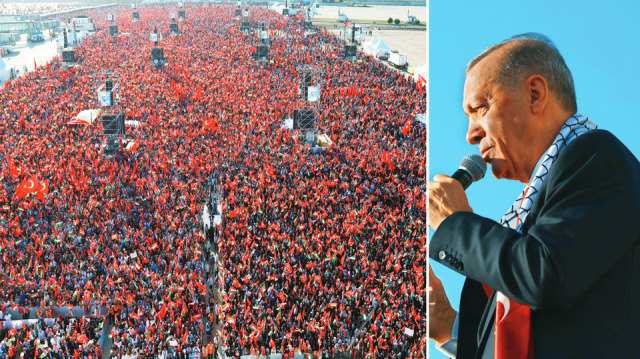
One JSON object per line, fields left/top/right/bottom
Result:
{"left": 526, "top": 74, "right": 548, "bottom": 114}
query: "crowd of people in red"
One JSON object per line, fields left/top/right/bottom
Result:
{"left": 0, "top": 2, "right": 425, "bottom": 358}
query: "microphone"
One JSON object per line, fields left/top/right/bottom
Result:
{"left": 452, "top": 154, "right": 487, "bottom": 190}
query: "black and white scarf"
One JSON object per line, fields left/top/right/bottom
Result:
{"left": 500, "top": 115, "right": 598, "bottom": 231}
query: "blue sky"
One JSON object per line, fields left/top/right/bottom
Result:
{"left": 428, "top": 1, "right": 640, "bottom": 357}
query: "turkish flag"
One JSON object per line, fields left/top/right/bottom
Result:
{"left": 8, "top": 158, "right": 21, "bottom": 179}
{"left": 402, "top": 119, "right": 412, "bottom": 136}
{"left": 228, "top": 208, "right": 241, "bottom": 218}
{"left": 381, "top": 151, "right": 395, "bottom": 172}
{"left": 15, "top": 175, "right": 38, "bottom": 199}
{"left": 417, "top": 74, "right": 426, "bottom": 94}
{"left": 203, "top": 118, "right": 217, "bottom": 131}
{"left": 130, "top": 138, "right": 141, "bottom": 152}
{"left": 36, "top": 179, "right": 49, "bottom": 201}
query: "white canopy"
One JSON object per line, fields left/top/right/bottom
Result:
{"left": 372, "top": 39, "right": 390, "bottom": 52}
{"left": 67, "top": 109, "right": 102, "bottom": 125}
{"left": 365, "top": 36, "right": 379, "bottom": 48}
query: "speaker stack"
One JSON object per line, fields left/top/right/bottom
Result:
{"left": 256, "top": 45, "right": 269, "bottom": 58}
{"left": 293, "top": 109, "right": 315, "bottom": 131}
{"left": 344, "top": 45, "right": 357, "bottom": 57}
{"left": 109, "top": 25, "right": 118, "bottom": 36}
{"left": 151, "top": 48, "right": 166, "bottom": 66}
{"left": 100, "top": 114, "right": 125, "bottom": 136}
{"left": 62, "top": 50, "right": 76, "bottom": 63}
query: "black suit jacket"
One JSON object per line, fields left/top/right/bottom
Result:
{"left": 430, "top": 130, "right": 640, "bottom": 358}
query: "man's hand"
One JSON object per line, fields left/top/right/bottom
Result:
{"left": 428, "top": 174, "right": 473, "bottom": 230}
{"left": 429, "top": 265, "right": 457, "bottom": 346}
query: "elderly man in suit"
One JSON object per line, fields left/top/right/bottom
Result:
{"left": 428, "top": 33, "right": 640, "bottom": 358}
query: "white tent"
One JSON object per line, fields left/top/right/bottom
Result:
{"left": 363, "top": 37, "right": 379, "bottom": 56}
{"left": 413, "top": 64, "right": 427, "bottom": 82}
{"left": 373, "top": 39, "right": 390, "bottom": 52}
{"left": 67, "top": 109, "right": 102, "bottom": 125}
{"left": 364, "top": 36, "right": 378, "bottom": 47}
{"left": 368, "top": 39, "right": 390, "bottom": 58}
{"left": 0, "top": 57, "right": 15, "bottom": 83}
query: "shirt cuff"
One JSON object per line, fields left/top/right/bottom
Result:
{"left": 435, "top": 311, "right": 459, "bottom": 358}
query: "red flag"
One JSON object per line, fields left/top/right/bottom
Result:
{"left": 130, "top": 138, "right": 141, "bottom": 152}
{"left": 203, "top": 118, "right": 217, "bottom": 130}
{"left": 416, "top": 74, "right": 426, "bottom": 93}
{"left": 4, "top": 76, "right": 10, "bottom": 89}
{"left": 8, "top": 158, "right": 21, "bottom": 179}
{"left": 15, "top": 175, "right": 38, "bottom": 199}
{"left": 402, "top": 119, "right": 412, "bottom": 136}
{"left": 36, "top": 179, "right": 49, "bottom": 201}
{"left": 228, "top": 208, "right": 241, "bottom": 218}
{"left": 158, "top": 304, "right": 168, "bottom": 320}
{"left": 381, "top": 151, "right": 395, "bottom": 172}
{"left": 77, "top": 334, "right": 88, "bottom": 344}
{"left": 34, "top": 58, "right": 37, "bottom": 69}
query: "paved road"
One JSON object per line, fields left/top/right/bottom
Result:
{"left": 1, "top": 31, "right": 61, "bottom": 84}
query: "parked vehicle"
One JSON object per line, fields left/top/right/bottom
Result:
{"left": 388, "top": 51, "right": 407, "bottom": 69}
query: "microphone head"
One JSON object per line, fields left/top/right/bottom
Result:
{"left": 460, "top": 154, "right": 487, "bottom": 182}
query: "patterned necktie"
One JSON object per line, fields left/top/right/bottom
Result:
{"left": 494, "top": 115, "right": 598, "bottom": 359}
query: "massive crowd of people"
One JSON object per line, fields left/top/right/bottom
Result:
{"left": 0, "top": 2, "right": 425, "bottom": 358}
{"left": 0, "top": 317, "right": 103, "bottom": 359}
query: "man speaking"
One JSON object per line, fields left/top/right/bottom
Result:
{"left": 428, "top": 33, "right": 640, "bottom": 358}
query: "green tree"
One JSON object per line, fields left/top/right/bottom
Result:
{"left": 387, "top": 17, "right": 393, "bottom": 24}
{"left": 394, "top": 18, "right": 401, "bottom": 25}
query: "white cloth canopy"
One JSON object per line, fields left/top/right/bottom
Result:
{"left": 67, "top": 109, "right": 102, "bottom": 125}
{"left": 372, "top": 39, "right": 390, "bottom": 51}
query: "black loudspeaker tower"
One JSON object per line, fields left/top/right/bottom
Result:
{"left": 62, "top": 50, "right": 75, "bottom": 63}
{"left": 170, "top": 23, "right": 179, "bottom": 33}
{"left": 151, "top": 48, "right": 164, "bottom": 61}
{"left": 100, "top": 114, "right": 125, "bottom": 136}
{"left": 241, "top": 21, "right": 250, "bottom": 31}
{"left": 293, "top": 109, "right": 315, "bottom": 131}
{"left": 283, "top": 8, "right": 289, "bottom": 15}
{"left": 133, "top": 12, "right": 139, "bottom": 20}
{"left": 256, "top": 45, "right": 268, "bottom": 57}
{"left": 344, "top": 45, "right": 357, "bottom": 57}
{"left": 63, "top": 29, "right": 68, "bottom": 48}
{"left": 303, "top": 73, "right": 312, "bottom": 98}
{"left": 235, "top": 9, "right": 242, "bottom": 16}
{"left": 304, "top": 21, "right": 312, "bottom": 30}
{"left": 178, "top": 10, "right": 185, "bottom": 19}
{"left": 109, "top": 25, "right": 118, "bottom": 36}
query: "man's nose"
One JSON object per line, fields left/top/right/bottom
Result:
{"left": 466, "top": 120, "right": 485, "bottom": 145}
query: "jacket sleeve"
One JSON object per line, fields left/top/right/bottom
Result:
{"left": 429, "top": 130, "right": 640, "bottom": 310}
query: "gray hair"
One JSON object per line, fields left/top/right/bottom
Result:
{"left": 467, "top": 33, "right": 577, "bottom": 114}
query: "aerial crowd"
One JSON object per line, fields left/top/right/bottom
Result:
{"left": 0, "top": 2, "right": 426, "bottom": 358}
